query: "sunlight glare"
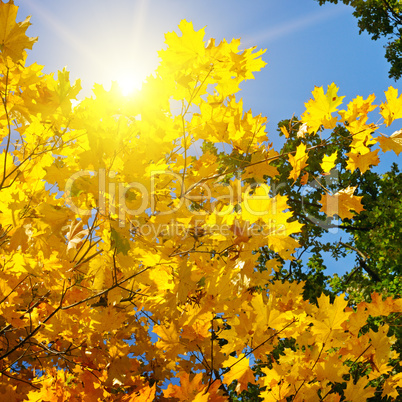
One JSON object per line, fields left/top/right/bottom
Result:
{"left": 115, "top": 72, "right": 144, "bottom": 96}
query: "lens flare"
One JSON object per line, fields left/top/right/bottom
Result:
{"left": 115, "top": 72, "right": 144, "bottom": 96}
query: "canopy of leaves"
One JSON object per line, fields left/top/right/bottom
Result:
{"left": 315, "top": 0, "right": 402, "bottom": 80}
{"left": 0, "top": 2, "right": 401, "bottom": 401}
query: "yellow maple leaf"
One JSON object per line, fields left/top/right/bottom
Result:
{"left": 0, "top": 1, "right": 37, "bottom": 62}
{"left": 259, "top": 377, "right": 291, "bottom": 402}
{"left": 345, "top": 306, "right": 370, "bottom": 336}
{"left": 345, "top": 117, "right": 378, "bottom": 151}
{"left": 126, "top": 384, "right": 156, "bottom": 402}
{"left": 159, "top": 19, "right": 206, "bottom": 71}
{"left": 154, "top": 322, "right": 186, "bottom": 354}
{"left": 242, "top": 150, "right": 279, "bottom": 182}
{"left": 382, "top": 373, "right": 402, "bottom": 399}
{"left": 377, "top": 129, "right": 402, "bottom": 155}
{"left": 288, "top": 143, "right": 309, "bottom": 181}
{"left": 181, "top": 313, "right": 211, "bottom": 341}
{"left": 301, "top": 83, "right": 344, "bottom": 133}
{"left": 345, "top": 149, "right": 380, "bottom": 173}
{"left": 280, "top": 125, "right": 290, "bottom": 138}
{"left": 89, "top": 305, "right": 127, "bottom": 334}
{"left": 300, "top": 172, "right": 309, "bottom": 185}
{"left": 315, "top": 354, "right": 349, "bottom": 383}
{"left": 222, "top": 354, "right": 256, "bottom": 393}
{"left": 320, "top": 151, "right": 338, "bottom": 173}
{"left": 48, "top": 67, "right": 82, "bottom": 115}
{"left": 311, "top": 293, "right": 352, "bottom": 340}
{"left": 242, "top": 184, "right": 279, "bottom": 224}
{"left": 343, "top": 377, "right": 376, "bottom": 402}
{"left": 319, "top": 186, "right": 364, "bottom": 220}
{"left": 380, "top": 86, "right": 402, "bottom": 126}
{"left": 163, "top": 372, "right": 211, "bottom": 401}
{"left": 267, "top": 234, "right": 300, "bottom": 260}
{"left": 251, "top": 292, "right": 294, "bottom": 331}
{"left": 235, "top": 46, "right": 267, "bottom": 80}
{"left": 369, "top": 324, "right": 396, "bottom": 368}
{"left": 339, "top": 94, "right": 377, "bottom": 123}
{"left": 360, "top": 292, "right": 402, "bottom": 317}
{"left": 5, "top": 3, "right": 402, "bottom": 400}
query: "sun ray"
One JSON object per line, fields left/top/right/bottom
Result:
{"left": 242, "top": 6, "right": 348, "bottom": 46}
{"left": 22, "top": 0, "right": 154, "bottom": 98}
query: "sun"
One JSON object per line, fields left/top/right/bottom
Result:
{"left": 115, "top": 72, "right": 144, "bottom": 96}
{"left": 96, "top": 54, "right": 158, "bottom": 98}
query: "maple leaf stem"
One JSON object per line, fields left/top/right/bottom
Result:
{"left": 0, "top": 284, "right": 70, "bottom": 363}
{"left": 3, "top": 343, "right": 30, "bottom": 372}
{"left": 244, "top": 119, "right": 260, "bottom": 158}
{"left": 0, "top": 289, "right": 51, "bottom": 345}
{"left": 238, "top": 319, "right": 297, "bottom": 368}
{"left": 74, "top": 238, "right": 101, "bottom": 266}
{"left": 34, "top": 341, "right": 76, "bottom": 366}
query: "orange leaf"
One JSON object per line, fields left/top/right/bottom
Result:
{"left": 345, "top": 149, "right": 380, "bottom": 173}
{"left": 126, "top": 384, "right": 156, "bottom": 402}
{"left": 377, "top": 129, "right": 402, "bottom": 155}
{"left": 163, "top": 372, "right": 209, "bottom": 401}
{"left": 319, "top": 186, "right": 364, "bottom": 220}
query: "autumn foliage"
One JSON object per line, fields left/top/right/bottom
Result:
{"left": 0, "top": 2, "right": 401, "bottom": 401}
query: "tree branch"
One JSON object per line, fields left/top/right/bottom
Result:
{"left": 339, "top": 242, "right": 381, "bottom": 282}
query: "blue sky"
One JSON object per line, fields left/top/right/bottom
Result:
{"left": 15, "top": 0, "right": 400, "bottom": 277}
